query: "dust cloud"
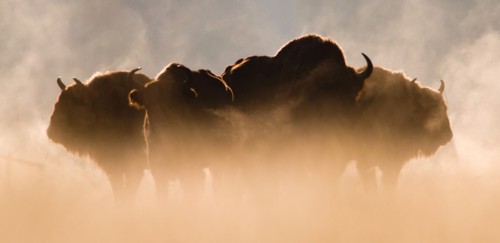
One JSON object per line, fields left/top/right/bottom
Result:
{"left": 1, "top": 0, "right": 500, "bottom": 242}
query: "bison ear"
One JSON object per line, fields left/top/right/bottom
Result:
{"left": 129, "top": 89, "right": 146, "bottom": 110}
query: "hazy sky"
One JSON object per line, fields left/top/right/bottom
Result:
{"left": 1, "top": 0, "right": 499, "bottom": 173}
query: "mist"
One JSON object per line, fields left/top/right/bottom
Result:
{"left": 1, "top": 0, "right": 500, "bottom": 242}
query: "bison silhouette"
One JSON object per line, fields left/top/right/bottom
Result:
{"left": 219, "top": 34, "right": 373, "bottom": 192}
{"left": 221, "top": 35, "right": 452, "bottom": 193}
{"left": 47, "top": 68, "right": 151, "bottom": 201}
{"left": 353, "top": 66, "right": 453, "bottom": 191}
{"left": 129, "top": 63, "right": 233, "bottom": 201}
{"left": 126, "top": 34, "right": 374, "bottom": 201}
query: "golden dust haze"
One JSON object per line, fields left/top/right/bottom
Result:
{"left": 2, "top": 138, "right": 500, "bottom": 242}
{"left": 1, "top": 0, "right": 500, "bottom": 242}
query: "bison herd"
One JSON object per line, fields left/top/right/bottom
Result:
{"left": 47, "top": 34, "right": 452, "bottom": 203}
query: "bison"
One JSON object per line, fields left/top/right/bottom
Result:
{"left": 354, "top": 66, "right": 453, "bottom": 191}
{"left": 222, "top": 34, "right": 372, "bottom": 113}
{"left": 220, "top": 35, "right": 373, "bottom": 163}
{"left": 220, "top": 34, "right": 452, "bottom": 194}
{"left": 47, "top": 68, "right": 151, "bottom": 201}
{"left": 128, "top": 63, "right": 234, "bottom": 201}
{"left": 219, "top": 34, "right": 374, "bottom": 193}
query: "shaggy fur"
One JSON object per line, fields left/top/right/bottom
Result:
{"left": 129, "top": 63, "right": 233, "bottom": 200}
{"left": 353, "top": 66, "right": 453, "bottom": 190}
{"left": 220, "top": 35, "right": 451, "bottom": 192}
{"left": 47, "top": 70, "right": 151, "bottom": 201}
{"left": 221, "top": 34, "right": 372, "bottom": 113}
{"left": 216, "top": 34, "right": 374, "bottom": 196}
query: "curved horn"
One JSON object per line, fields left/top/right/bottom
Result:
{"left": 73, "top": 78, "right": 84, "bottom": 87}
{"left": 438, "top": 80, "right": 445, "bottom": 94}
{"left": 357, "top": 53, "right": 373, "bottom": 81}
{"left": 57, "top": 77, "right": 66, "bottom": 90}
{"left": 411, "top": 78, "right": 417, "bottom": 83}
{"left": 128, "top": 67, "right": 144, "bottom": 87}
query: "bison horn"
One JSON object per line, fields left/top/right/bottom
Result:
{"left": 128, "top": 67, "right": 144, "bottom": 87}
{"left": 73, "top": 78, "right": 84, "bottom": 87}
{"left": 357, "top": 53, "right": 373, "bottom": 81}
{"left": 411, "top": 78, "right": 417, "bottom": 83}
{"left": 438, "top": 80, "right": 445, "bottom": 94}
{"left": 57, "top": 77, "right": 66, "bottom": 90}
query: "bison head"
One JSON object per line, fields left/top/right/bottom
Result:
{"left": 357, "top": 67, "right": 453, "bottom": 159}
{"left": 221, "top": 56, "right": 281, "bottom": 110}
{"left": 129, "top": 63, "right": 233, "bottom": 128}
{"left": 410, "top": 80, "right": 452, "bottom": 156}
{"left": 47, "top": 68, "right": 151, "bottom": 155}
{"left": 47, "top": 76, "right": 94, "bottom": 153}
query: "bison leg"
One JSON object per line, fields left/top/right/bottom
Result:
{"left": 180, "top": 168, "right": 205, "bottom": 205}
{"left": 209, "top": 166, "right": 227, "bottom": 201}
{"left": 150, "top": 168, "right": 169, "bottom": 202}
{"left": 357, "top": 162, "right": 378, "bottom": 193}
{"left": 148, "top": 147, "right": 172, "bottom": 202}
{"left": 102, "top": 160, "right": 144, "bottom": 203}
{"left": 379, "top": 163, "right": 402, "bottom": 194}
{"left": 123, "top": 165, "right": 144, "bottom": 202}
{"left": 105, "top": 170, "right": 126, "bottom": 202}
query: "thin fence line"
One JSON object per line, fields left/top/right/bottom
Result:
{"left": 0, "top": 154, "right": 45, "bottom": 169}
